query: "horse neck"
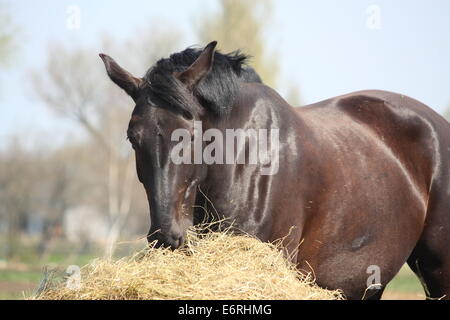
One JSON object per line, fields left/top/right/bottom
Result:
{"left": 205, "top": 82, "right": 295, "bottom": 132}
{"left": 196, "top": 82, "right": 304, "bottom": 229}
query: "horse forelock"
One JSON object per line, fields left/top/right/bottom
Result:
{"left": 142, "top": 47, "right": 259, "bottom": 117}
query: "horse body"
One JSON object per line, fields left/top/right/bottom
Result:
{"left": 198, "top": 85, "right": 450, "bottom": 299}
{"left": 100, "top": 42, "right": 450, "bottom": 299}
{"left": 297, "top": 90, "right": 450, "bottom": 299}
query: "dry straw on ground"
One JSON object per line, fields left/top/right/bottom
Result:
{"left": 34, "top": 228, "right": 343, "bottom": 300}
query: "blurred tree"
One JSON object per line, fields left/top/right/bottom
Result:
{"left": 197, "top": 0, "right": 279, "bottom": 88}
{"left": 286, "top": 85, "right": 302, "bottom": 107}
{"left": 444, "top": 104, "right": 450, "bottom": 122}
{"left": 0, "top": 1, "right": 16, "bottom": 66}
{"left": 32, "top": 25, "right": 181, "bottom": 258}
{"left": 0, "top": 137, "right": 81, "bottom": 260}
{"left": 0, "top": 139, "right": 38, "bottom": 259}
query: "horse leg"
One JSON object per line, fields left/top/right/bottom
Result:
{"left": 407, "top": 246, "right": 450, "bottom": 300}
{"left": 364, "top": 287, "right": 385, "bottom": 300}
{"left": 407, "top": 197, "right": 450, "bottom": 300}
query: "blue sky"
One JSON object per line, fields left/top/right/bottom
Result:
{"left": 1, "top": 0, "right": 449, "bottom": 147}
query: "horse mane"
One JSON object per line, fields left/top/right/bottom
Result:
{"left": 143, "top": 47, "right": 262, "bottom": 117}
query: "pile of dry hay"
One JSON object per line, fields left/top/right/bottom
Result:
{"left": 34, "top": 229, "right": 343, "bottom": 300}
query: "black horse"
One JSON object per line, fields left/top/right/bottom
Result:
{"left": 100, "top": 41, "right": 450, "bottom": 300}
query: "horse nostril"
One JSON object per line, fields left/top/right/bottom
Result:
{"left": 170, "top": 240, "right": 179, "bottom": 250}
{"left": 147, "top": 231, "right": 184, "bottom": 250}
{"left": 169, "top": 236, "right": 183, "bottom": 250}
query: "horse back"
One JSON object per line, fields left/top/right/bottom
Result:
{"left": 299, "top": 89, "right": 450, "bottom": 195}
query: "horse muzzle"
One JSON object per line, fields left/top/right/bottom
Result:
{"left": 147, "top": 229, "right": 185, "bottom": 250}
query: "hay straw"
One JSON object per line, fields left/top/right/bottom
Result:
{"left": 34, "top": 229, "right": 343, "bottom": 300}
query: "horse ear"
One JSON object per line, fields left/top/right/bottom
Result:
{"left": 99, "top": 53, "right": 142, "bottom": 101}
{"left": 176, "top": 41, "right": 217, "bottom": 91}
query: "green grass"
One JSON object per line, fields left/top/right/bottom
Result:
{"left": 0, "top": 270, "right": 42, "bottom": 300}
{"left": 385, "top": 265, "right": 424, "bottom": 294}
{"left": 0, "top": 291, "right": 30, "bottom": 300}
{"left": 0, "top": 270, "right": 43, "bottom": 283}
